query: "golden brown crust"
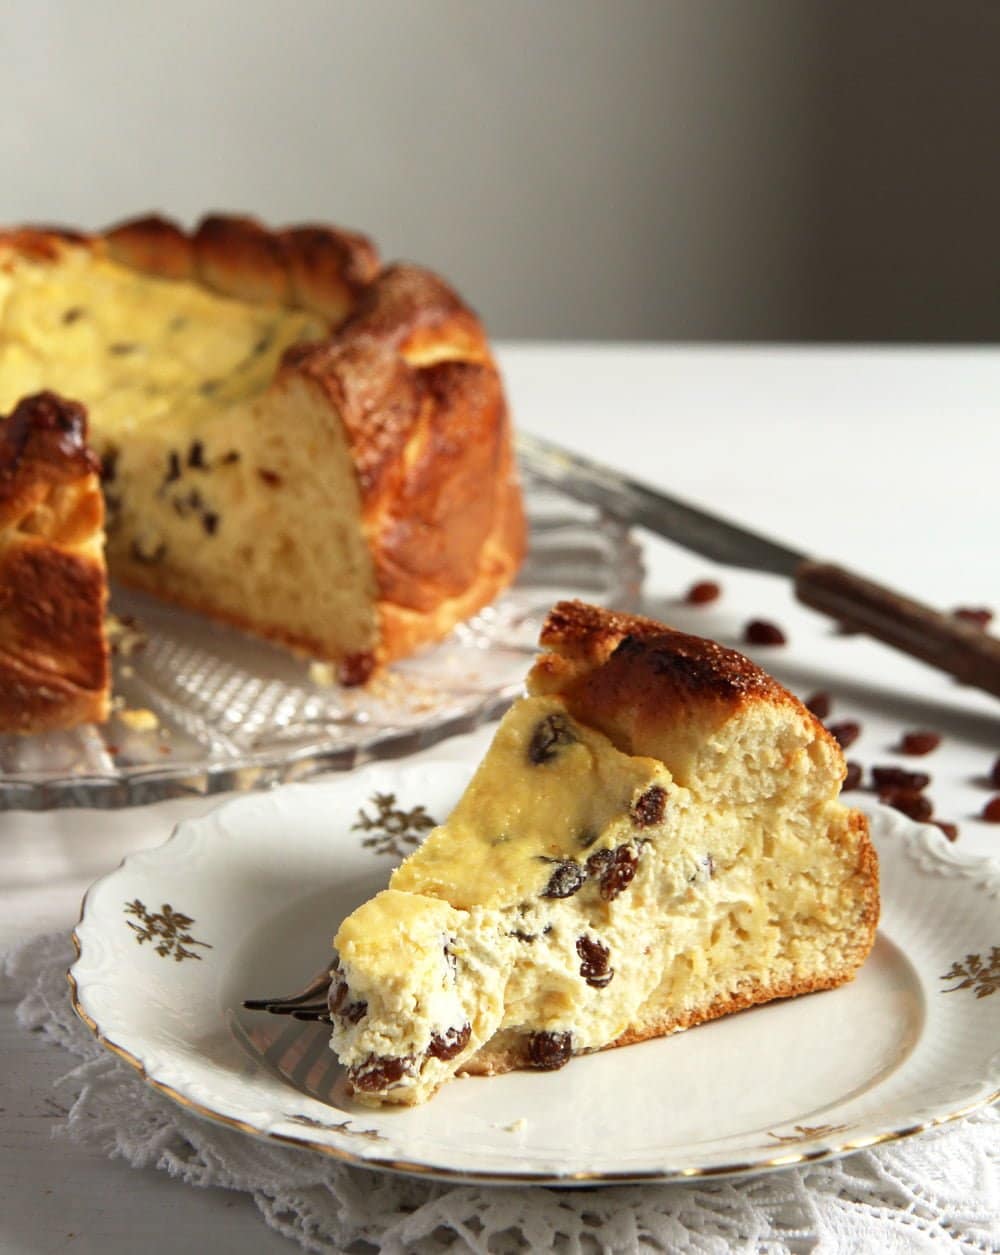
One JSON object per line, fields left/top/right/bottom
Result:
{"left": 0, "top": 393, "right": 109, "bottom": 732}
{"left": 529, "top": 600, "right": 840, "bottom": 774}
{"left": 1, "top": 215, "right": 523, "bottom": 685}
{"left": 104, "top": 212, "right": 380, "bottom": 322}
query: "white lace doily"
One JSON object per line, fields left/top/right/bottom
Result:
{"left": 5, "top": 933, "right": 999, "bottom": 1255}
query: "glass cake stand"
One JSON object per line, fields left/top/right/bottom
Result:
{"left": 0, "top": 472, "right": 642, "bottom": 809}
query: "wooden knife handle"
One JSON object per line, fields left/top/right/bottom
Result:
{"left": 794, "top": 561, "right": 1000, "bottom": 700}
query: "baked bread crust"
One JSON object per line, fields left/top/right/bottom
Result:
{"left": 0, "top": 214, "right": 525, "bottom": 701}
{"left": 0, "top": 393, "right": 109, "bottom": 732}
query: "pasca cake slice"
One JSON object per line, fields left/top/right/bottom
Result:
{"left": 328, "top": 600, "right": 879, "bottom": 1106}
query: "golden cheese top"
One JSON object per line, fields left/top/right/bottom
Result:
{"left": 390, "top": 695, "right": 671, "bottom": 909}
{"left": 0, "top": 247, "right": 324, "bottom": 437}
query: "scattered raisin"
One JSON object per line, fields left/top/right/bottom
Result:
{"left": 527, "top": 1031, "right": 573, "bottom": 1070}
{"left": 541, "top": 859, "right": 587, "bottom": 899}
{"left": 164, "top": 451, "right": 182, "bottom": 484}
{"left": 685, "top": 580, "right": 720, "bottom": 605}
{"left": 188, "top": 440, "right": 206, "bottom": 469}
{"left": 528, "top": 712, "right": 578, "bottom": 765}
{"left": 843, "top": 761, "right": 863, "bottom": 791}
{"left": 743, "top": 619, "right": 786, "bottom": 646}
{"left": 576, "top": 936, "right": 614, "bottom": 988}
{"left": 202, "top": 511, "right": 219, "bottom": 536}
{"left": 220, "top": 450, "right": 240, "bottom": 465}
{"left": 510, "top": 929, "right": 537, "bottom": 943}
{"left": 258, "top": 468, "right": 282, "bottom": 486}
{"left": 349, "top": 1055, "right": 410, "bottom": 1092}
{"left": 428, "top": 1023, "right": 471, "bottom": 1061}
{"left": 805, "top": 691, "right": 832, "bottom": 720}
{"left": 872, "top": 766, "right": 930, "bottom": 792}
{"left": 982, "top": 796, "right": 1000, "bottom": 823}
{"left": 990, "top": 756, "right": 1000, "bottom": 789}
{"left": 62, "top": 306, "right": 85, "bottom": 324}
{"left": 898, "top": 730, "right": 941, "bottom": 756}
{"left": 588, "top": 845, "right": 639, "bottom": 900}
{"left": 952, "top": 607, "right": 993, "bottom": 629}
{"left": 828, "top": 721, "right": 861, "bottom": 750}
{"left": 631, "top": 785, "right": 666, "bottom": 828}
{"left": 109, "top": 341, "right": 137, "bottom": 355}
{"left": 934, "top": 821, "right": 959, "bottom": 842}
{"left": 879, "top": 789, "right": 933, "bottom": 822}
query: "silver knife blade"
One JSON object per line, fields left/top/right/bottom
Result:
{"left": 516, "top": 431, "right": 805, "bottom": 577}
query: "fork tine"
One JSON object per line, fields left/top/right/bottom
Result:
{"left": 243, "top": 967, "right": 331, "bottom": 1012}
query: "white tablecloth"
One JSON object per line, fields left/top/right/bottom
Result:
{"left": 3, "top": 346, "right": 998, "bottom": 1254}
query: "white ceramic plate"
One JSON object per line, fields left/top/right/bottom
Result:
{"left": 0, "top": 472, "right": 641, "bottom": 810}
{"left": 70, "top": 763, "right": 1000, "bottom": 1186}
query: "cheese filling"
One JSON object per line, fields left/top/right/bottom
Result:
{"left": 0, "top": 249, "right": 323, "bottom": 434}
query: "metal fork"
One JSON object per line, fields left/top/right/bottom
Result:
{"left": 243, "top": 967, "right": 333, "bottom": 1022}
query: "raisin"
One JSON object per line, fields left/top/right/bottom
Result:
{"left": 349, "top": 1055, "right": 410, "bottom": 1092}
{"left": 743, "top": 619, "right": 786, "bottom": 646}
{"left": 188, "top": 440, "right": 206, "bottom": 469}
{"left": 934, "top": 821, "right": 959, "bottom": 842}
{"left": 258, "top": 468, "right": 282, "bottom": 486}
{"left": 983, "top": 796, "right": 1000, "bottom": 823}
{"left": 528, "top": 712, "right": 578, "bottom": 765}
{"left": 828, "top": 721, "right": 861, "bottom": 750}
{"left": 899, "top": 730, "right": 941, "bottom": 756}
{"left": 164, "top": 451, "right": 182, "bottom": 485}
{"left": 990, "top": 756, "right": 1000, "bottom": 789}
{"left": 879, "top": 789, "right": 933, "bottom": 822}
{"left": 952, "top": 607, "right": 993, "bottom": 629}
{"left": 631, "top": 785, "right": 666, "bottom": 828}
{"left": 510, "top": 929, "right": 537, "bottom": 943}
{"left": 339, "top": 652, "right": 376, "bottom": 686}
{"left": 541, "top": 859, "right": 586, "bottom": 899}
{"left": 220, "top": 450, "right": 241, "bottom": 465}
{"left": 202, "top": 511, "right": 219, "bottom": 536}
{"left": 527, "top": 1031, "right": 573, "bottom": 1070}
{"left": 843, "top": 761, "right": 863, "bottom": 791}
{"left": 62, "top": 306, "right": 85, "bottom": 324}
{"left": 109, "top": 341, "right": 137, "bottom": 355}
{"left": 588, "top": 845, "right": 639, "bottom": 900}
{"left": 427, "top": 1023, "right": 471, "bottom": 1061}
{"left": 576, "top": 936, "right": 614, "bottom": 988}
{"left": 805, "top": 691, "right": 832, "bottom": 720}
{"left": 100, "top": 447, "right": 119, "bottom": 484}
{"left": 340, "top": 1000, "right": 367, "bottom": 1024}
{"left": 327, "top": 980, "right": 349, "bottom": 1014}
{"left": 872, "top": 766, "right": 930, "bottom": 792}
{"left": 685, "top": 580, "right": 720, "bottom": 605}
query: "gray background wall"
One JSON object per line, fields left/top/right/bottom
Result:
{"left": 3, "top": 1, "right": 998, "bottom": 340}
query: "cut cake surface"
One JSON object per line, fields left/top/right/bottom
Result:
{"left": 328, "top": 600, "right": 879, "bottom": 1106}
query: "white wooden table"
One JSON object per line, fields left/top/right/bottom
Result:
{"left": 3, "top": 346, "right": 998, "bottom": 1254}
